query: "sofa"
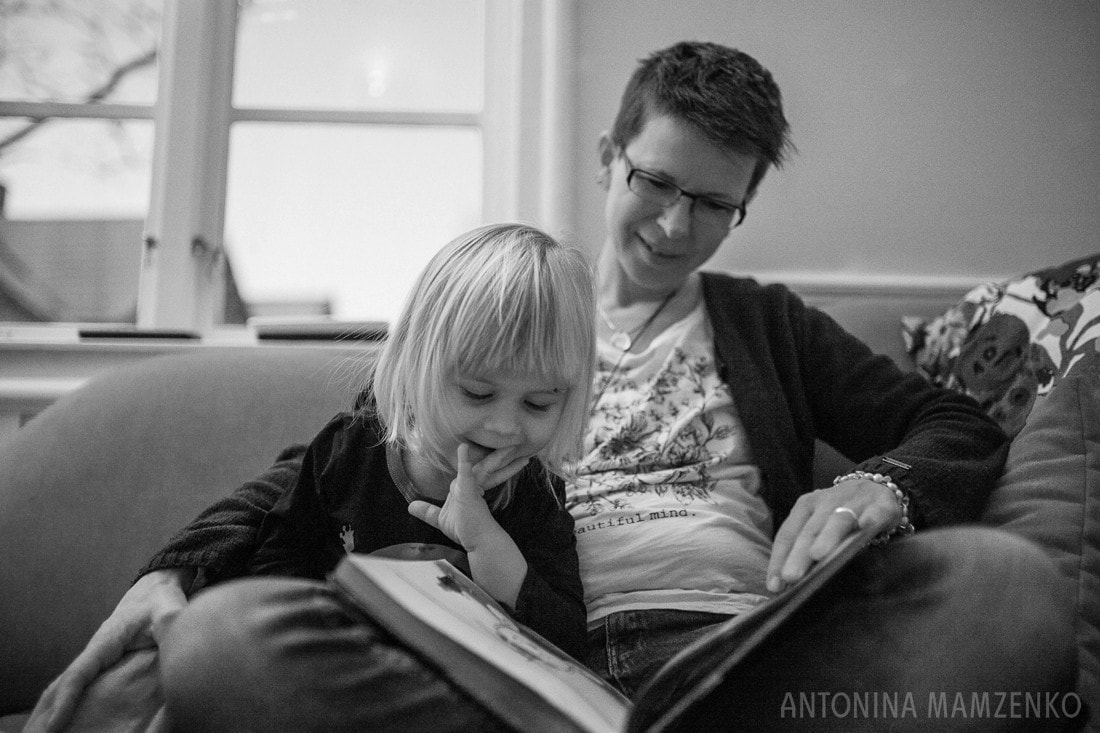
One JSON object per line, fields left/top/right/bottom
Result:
{"left": 1, "top": 258, "right": 1097, "bottom": 731}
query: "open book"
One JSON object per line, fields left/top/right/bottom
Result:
{"left": 330, "top": 525, "right": 879, "bottom": 733}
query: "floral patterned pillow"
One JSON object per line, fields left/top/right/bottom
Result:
{"left": 903, "top": 253, "right": 1100, "bottom": 437}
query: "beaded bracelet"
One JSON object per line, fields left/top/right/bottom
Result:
{"left": 832, "top": 470, "right": 916, "bottom": 546}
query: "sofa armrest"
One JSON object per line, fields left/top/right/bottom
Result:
{"left": 0, "top": 345, "right": 372, "bottom": 714}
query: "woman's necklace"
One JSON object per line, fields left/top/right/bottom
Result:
{"left": 597, "top": 288, "right": 678, "bottom": 352}
{"left": 598, "top": 307, "right": 635, "bottom": 351}
{"left": 592, "top": 287, "right": 679, "bottom": 409}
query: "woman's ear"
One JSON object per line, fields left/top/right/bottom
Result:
{"left": 595, "top": 131, "right": 615, "bottom": 189}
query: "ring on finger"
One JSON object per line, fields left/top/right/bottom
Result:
{"left": 833, "top": 506, "right": 859, "bottom": 524}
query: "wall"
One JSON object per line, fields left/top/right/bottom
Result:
{"left": 564, "top": 0, "right": 1099, "bottom": 293}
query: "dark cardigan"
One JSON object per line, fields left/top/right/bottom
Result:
{"left": 701, "top": 272, "right": 1008, "bottom": 529}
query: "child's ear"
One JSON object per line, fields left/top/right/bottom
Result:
{"left": 596, "top": 132, "right": 615, "bottom": 189}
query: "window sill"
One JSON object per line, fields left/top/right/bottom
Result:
{"left": 0, "top": 325, "right": 384, "bottom": 435}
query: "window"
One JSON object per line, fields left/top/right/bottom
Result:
{"left": 226, "top": 0, "right": 484, "bottom": 323}
{"left": 0, "top": 0, "right": 570, "bottom": 332}
{"left": 0, "top": 0, "right": 160, "bottom": 323}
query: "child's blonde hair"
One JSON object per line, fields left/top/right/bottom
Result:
{"left": 370, "top": 222, "right": 596, "bottom": 507}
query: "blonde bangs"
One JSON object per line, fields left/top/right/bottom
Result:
{"left": 454, "top": 274, "right": 586, "bottom": 387}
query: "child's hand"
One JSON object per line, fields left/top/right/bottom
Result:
{"left": 408, "top": 443, "right": 505, "bottom": 552}
{"left": 408, "top": 444, "right": 529, "bottom": 607}
{"left": 472, "top": 444, "right": 530, "bottom": 491}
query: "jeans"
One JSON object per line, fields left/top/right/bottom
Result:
{"left": 159, "top": 577, "right": 509, "bottom": 733}
{"left": 155, "top": 527, "right": 1080, "bottom": 732}
{"left": 586, "top": 609, "right": 733, "bottom": 698}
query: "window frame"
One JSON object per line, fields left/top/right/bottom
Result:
{"left": 1, "top": 0, "right": 574, "bottom": 333}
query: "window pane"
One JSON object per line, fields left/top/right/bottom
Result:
{"left": 234, "top": 0, "right": 483, "bottom": 113}
{"left": 0, "top": 217, "right": 143, "bottom": 322}
{"left": 0, "top": 118, "right": 154, "bottom": 219}
{"left": 0, "top": 118, "right": 151, "bottom": 323}
{"left": 224, "top": 123, "right": 482, "bottom": 323}
{"left": 0, "top": 0, "right": 161, "bottom": 105}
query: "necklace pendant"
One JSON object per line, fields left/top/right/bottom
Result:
{"left": 609, "top": 331, "right": 632, "bottom": 351}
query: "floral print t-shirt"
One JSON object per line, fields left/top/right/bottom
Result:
{"left": 567, "top": 301, "right": 773, "bottom": 625}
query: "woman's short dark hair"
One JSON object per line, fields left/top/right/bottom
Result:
{"left": 611, "top": 41, "right": 794, "bottom": 195}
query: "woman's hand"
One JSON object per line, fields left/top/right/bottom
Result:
{"left": 765, "top": 478, "right": 900, "bottom": 593}
{"left": 408, "top": 444, "right": 528, "bottom": 606}
{"left": 29, "top": 568, "right": 190, "bottom": 732}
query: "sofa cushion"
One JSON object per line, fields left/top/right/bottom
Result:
{"left": 981, "top": 360, "right": 1100, "bottom": 718}
{"left": 906, "top": 256, "right": 1100, "bottom": 724}
{"left": 0, "top": 346, "right": 368, "bottom": 715}
{"left": 903, "top": 253, "right": 1100, "bottom": 437}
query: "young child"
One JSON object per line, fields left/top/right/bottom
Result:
{"left": 30, "top": 222, "right": 596, "bottom": 731}
{"left": 242, "top": 221, "right": 596, "bottom": 649}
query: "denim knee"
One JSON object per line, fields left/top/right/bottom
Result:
{"left": 158, "top": 576, "right": 508, "bottom": 732}
{"left": 885, "top": 526, "right": 1077, "bottom": 686}
{"left": 159, "top": 577, "right": 321, "bottom": 730}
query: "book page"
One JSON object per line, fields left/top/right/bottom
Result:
{"left": 340, "top": 555, "right": 630, "bottom": 733}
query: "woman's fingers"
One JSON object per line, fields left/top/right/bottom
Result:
{"left": 35, "top": 615, "right": 143, "bottom": 730}
{"left": 766, "top": 493, "right": 813, "bottom": 592}
{"left": 28, "top": 568, "right": 189, "bottom": 731}
{"left": 766, "top": 485, "right": 884, "bottom": 593}
{"left": 766, "top": 478, "right": 903, "bottom": 593}
{"left": 806, "top": 505, "right": 863, "bottom": 561}
{"left": 775, "top": 498, "right": 849, "bottom": 588}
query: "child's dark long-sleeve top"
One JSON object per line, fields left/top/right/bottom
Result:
{"left": 145, "top": 407, "right": 587, "bottom": 660}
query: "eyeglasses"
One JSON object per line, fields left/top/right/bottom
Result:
{"left": 620, "top": 150, "right": 746, "bottom": 229}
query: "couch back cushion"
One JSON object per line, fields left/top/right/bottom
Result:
{"left": 903, "top": 253, "right": 1100, "bottom": 437}
{"left": 0, "top": 346, "right": 370, "bottom": 713}
{"left": 980, "top": 362, "right": 1100, "bottom": 715}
